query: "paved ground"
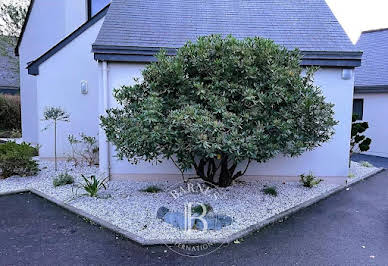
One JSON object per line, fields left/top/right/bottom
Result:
{"left": 0, "top": 155, "right": 387, "bottom": 265}
{"left": 352, "top": 153, "right": 388, "bottom": 168}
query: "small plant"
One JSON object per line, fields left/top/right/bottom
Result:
{"left": 53, "top": 172, "right": 74, "bottom": 187}
{"left": 360, "top": 161, "right": 374, "bottom": 168}
{"left": 74, "top": 175, "right": 108, "bottom": 197}
{"left": 42, "top": 106, "right": 70, "bottom": 171}
{"left": 9, "top": 129, "right": 21, "bottom": 138}
{"left": 191, "top": 203, "right": 213, "bottom": 215}
{"left": 140, "top": 185, "right": 163, "bottom": 193}
{"left": 262, "top": 186, "right": 278, "bottom": 197}
{"left": 348, "top": 173, "right": 355, "bottom": 179}
{"left": 67, "top": 133, "right": 99, "bottom": 166}
{"left": 300, "top": 173, "right": 323, "bottom": 188}
{"left": 0, "top": 142, "right": 39, "bottom": 178}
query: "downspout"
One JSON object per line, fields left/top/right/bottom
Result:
{"left": 100, "top": 61, "right": 111, "bottom": 178}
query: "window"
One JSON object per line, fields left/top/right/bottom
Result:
{"left": 88, "top": 0, "right": 111, "bottom": 18}
{"left": 353, "top": 99, "right": 364, "bottom": 120}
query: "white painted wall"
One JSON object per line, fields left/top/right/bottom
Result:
{"left": 106, "top": 65, "right": 354, "bottom": 179}
{"left": 36, "top": 18, "right": 104, "bottom": 158}
{"left": 19, "top": 0, "right": 88, "bottom": 144}
{"left": 353, "top": 93, "right": 388, "bottom": 158}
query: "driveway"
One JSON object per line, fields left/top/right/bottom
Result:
{"left": 0, "top": 155, "right": 387, "bottom": 265}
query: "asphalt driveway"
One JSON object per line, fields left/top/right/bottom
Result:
{"left": 0, "top": 155, "right": 387, "bottom": 265}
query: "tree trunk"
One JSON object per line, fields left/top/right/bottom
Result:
{"left": 54, "top": 120, "right": 57, "bottom": 171}
{"left": 192, "top": 156, "right": 250, "bottom": 187}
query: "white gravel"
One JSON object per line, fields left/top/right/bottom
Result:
{"left": 0, "top": 159, "right": 381, "bottom": 242}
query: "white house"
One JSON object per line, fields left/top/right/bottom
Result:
{"left": 17, "top": 0, "right": 362, "bottom": 182}
{"left": 353, "top": 29, "right": 388, "bottom": 158}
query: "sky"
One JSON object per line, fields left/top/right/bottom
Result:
{"left": 1, "top": 0, "right": 388, "bottom": 44}
{"left": 326, "top": 0, "right": 388, "bottom": 43}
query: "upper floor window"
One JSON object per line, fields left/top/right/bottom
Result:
{"left": 353, "top": 99, "right": 364, "bottom": 120}
{"left": 88, "top": 0, "right": 111, "bottom": 19}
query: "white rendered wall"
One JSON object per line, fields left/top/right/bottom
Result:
{"left": 19, "top": 0, "right": 88, "bottom": 144}
{"left": 36, "top": 19, "right": 103, "bottom": 158}
{"left": 106, "top": 64, "right": 354, "bottom": 179}
{"left": 353, "top": 93, "right": 388, "bottom": 158}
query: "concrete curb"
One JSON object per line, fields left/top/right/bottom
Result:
{"left": 0, "top": 167, "right": 384, "bottom": 246}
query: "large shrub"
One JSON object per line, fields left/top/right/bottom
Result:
{"left": 0, "top": 94, "right": 21, "bottom": 130}
{"left": 0, "top": 142, "right": 39, "bottom": 178}
{"left": 101, "top": 35, "right": 337, "bottom": 187}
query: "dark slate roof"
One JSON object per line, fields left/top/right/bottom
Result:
{"left": 0, "top": 36, "right": 19, "bottom": 90}
{"left": 354, "top": 28, "right": 388, "bottom": 92}
{"left": 94, "top": 0, "right": 357, "bottom": 54}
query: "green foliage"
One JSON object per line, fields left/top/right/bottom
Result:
{"left": 262, "top": 186, "right": 278, "bottom": 197}
{"left": 42, "top": 106, "right": 70, "bottom": 171}
{"left": 300, "top": 173, "right": 323, "bottom": 188}
{"left": 360, "top": 161, "right": 374, "bottom": 168}
{"left": 101, "top": 35, "right": 337, "bottom": 187}
{"left": 350, "top": 115, "right": 371, "bottom": 157}
{"left": 42, "top": 106, "right": 70, "bottom": 125}
{"left": 191, "top": 204, "right": 213, "bottom": 215}
{"left": 53, "top": 172, "right": 74, "bottom": 187}
{"left": 0, "top": 94, "right": 21, "bottom": 131}
{"left": 0, "top": 1, "right": 27, "bottom": 38}
{"left": 140, "top": 185, "right": 163, "bottom": 193}
{"left": 67, "top": 133, "right": 99, "bottom": 166}
{"left": 0, "top": 141, "right": 39, "bottom": 178}
{"left": 0, "top": 1, "right": 28, "bottom": 66}
{"left": 76, "top": 175, "right": 108, "bottom": 197}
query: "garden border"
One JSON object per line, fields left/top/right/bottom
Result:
{"left": 0, "top": 167, "right": 384, "bottom": 246}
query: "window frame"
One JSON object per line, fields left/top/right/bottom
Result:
{"left": 353, "top": 98, "right": 364, "bottom": 121}
{"left": 87, "top": 0, "right": 110, "bottom": 19}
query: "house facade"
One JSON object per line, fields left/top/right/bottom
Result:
{"left": 354, "top": 29, "right": 388, "bottom": 158}
{"left": 17, "top": 0, "right": 362, "bottom": 182}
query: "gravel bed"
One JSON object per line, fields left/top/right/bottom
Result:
{"left": 0, "top": 159, "right": 380, "bottom": 242}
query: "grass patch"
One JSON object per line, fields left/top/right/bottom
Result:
{"left": 140, "top": 185, "right": 163, "bottom": 193}
{"left": 262, "top": 186, "right": 278, "bottom": 197}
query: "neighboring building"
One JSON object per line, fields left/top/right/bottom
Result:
{"left": 17, "top": 0, "right": 362, "bottom": 182}
{"left": 0, "top": 36, "right": 19, "bottom": 95}
{"left": 354, "top": 28, "right": 388, "bottom": 158}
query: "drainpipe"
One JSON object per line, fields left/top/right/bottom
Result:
{"left": 99, "top": 61, "right": 111, "bottom": 178}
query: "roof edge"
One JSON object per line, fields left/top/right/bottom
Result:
{"left": 361, "top": 28, "right": 388, "bottom": 34}
{"left": 15, "top": 0, "right": 35, "bottom": 56}
{"left": 354, "top": 85, "right": 388, "bottom": 94}
{"left": 92, "top": 45, "right": 362, "bottom": 67}
{"left": 27, "top": 5, "right": 109, "bottom": 76}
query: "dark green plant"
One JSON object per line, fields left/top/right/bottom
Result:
{"left": 0, "top": 141, "right": 39, "bottom": 178}
{"left": 191, "top": 204, "right": 213, "bottom": 215}
{"left": 53, "top": 172, "right": 74, "bottom": 187}
{"left": 42, "top": 107, "right": 70, "bottom": 171}
{"left": 0, "top": 94, "right": 21, "bottom": 131}
{"left": 350, "top": 115, "right": 371, "bottom": 159}
{"left": 262, "top": 186, "right": 278, "bottom": 197}
{"left": 101, "top": 35, "right": 337, "bottom": 187}
{"left": 74, "top": 175, "right": 108, "bottom": 197}
{"left": 300, "top": 173, "right": 323, "bottom": 188}
{"left": 140, "top": 185, "right": 163, "bottom": 193}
